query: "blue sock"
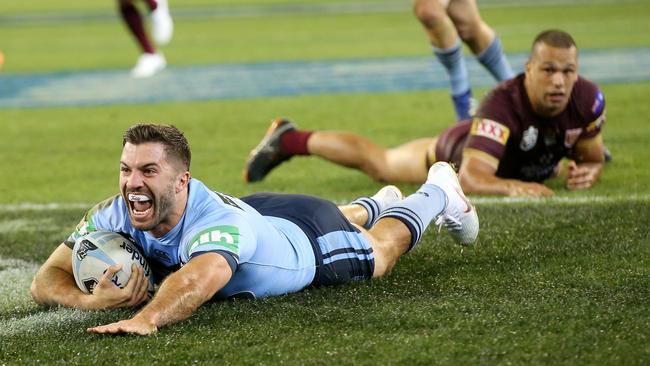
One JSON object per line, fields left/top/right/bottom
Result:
{"left": 376, "top": 184, "right": 446, "bottom": 251}
{"left": 350, "top": 197, "right": 381, "bottom": 229}
{"left": 434, "top": 39, "right": 470, "bottom": 96}
{"left": 433, "top": 40, "right": 472, "bottom": 121}
{"left": 476, "top": 36, "right": 514, "bottom": 82}
{"left": 451, "top": 89, "right": 472, "bottom": 121}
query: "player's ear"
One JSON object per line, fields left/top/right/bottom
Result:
{"left": 176, "top": 171, "right": 190, "bottom": 193}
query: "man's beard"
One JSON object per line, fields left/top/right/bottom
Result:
{"left": 128, "top": 181, "right": 176, "bottom": 232}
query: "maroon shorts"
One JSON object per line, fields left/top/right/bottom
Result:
{"left": 433, "top": 119, "right": 472, "bottom": 168}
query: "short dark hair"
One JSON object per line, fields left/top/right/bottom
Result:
{"left": 532, "top": 29, "right": 577, "bottom": 51}
{"left": 123, "top": 123, "right": 191, "bottom": 171}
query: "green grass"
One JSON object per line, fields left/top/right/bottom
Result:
{"left": 1, "top": 1, "right": 649, "bottom": 73}
{"left": 1, "top": 0, "right": 650, "bottom": 365}
{"left": 2, "top": 203, "right": 649, "bottom": 365}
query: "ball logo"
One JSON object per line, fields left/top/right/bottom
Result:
{"left": 82, "top": 278, "right": 98, "bottom": 293}
{"left": 119, "top": 240, "right": 151, "bottom": 277}
{"left": 76, "top": 239, "right": 98, "bottom": 261}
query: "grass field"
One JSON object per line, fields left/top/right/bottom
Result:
{"left": 1, "top": 0, "right": 650, "bottom": 365}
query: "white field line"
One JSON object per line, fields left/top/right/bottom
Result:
{"left": 0, "top": 256, "right": 100, "bottom": 337}
{"left": 1, "top": 194, "right": 649, "bottom": 213}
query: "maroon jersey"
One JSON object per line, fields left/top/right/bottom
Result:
{"left": 436, "top": 74, "right": 606, "bottom": 182}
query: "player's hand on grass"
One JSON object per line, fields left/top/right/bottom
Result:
{"left": 509, "top": 181, "right": 554, "bottom": 197}
{"left": 90, "top": 264, "right": 150, "bottom": 309}
{"left": 565, "top": 160, "right": 601, "bottom": 190}
{"left": 87, "top": 315, "right": 157, "bottom": 336}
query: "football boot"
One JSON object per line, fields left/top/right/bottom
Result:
{"left": 244, "top": 118, "right": 296, "bottom": 183}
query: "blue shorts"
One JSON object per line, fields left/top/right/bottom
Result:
{"left": 241, "top": 193, "right": 375, "bottom": 287}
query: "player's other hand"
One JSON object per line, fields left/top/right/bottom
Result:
{"left": 89, "top": 264, "right": 150, "bottom": 309}
{"left": 87, "top": 316, "right": 157, "bottom": 336}
{"left": 565, "top": 160, "right": 601, "bottom": 190}
{"left": 509, "top": 181, "right": 554, "bottom": 197}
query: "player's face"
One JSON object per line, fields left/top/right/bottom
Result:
{"left": 525, "top": 43, "right": 578, "bottom": 117}
{"left": 119, "top": 142, "right": 183, "bottom": 233}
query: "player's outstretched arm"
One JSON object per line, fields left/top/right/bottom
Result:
{"left": 566, "top": 133, "right": 605, "bottom": 190}
{"left": 459, "top": 155, "right": 554, "bottom": 197}
{"left": 31, "top": 244, "right": 149, "bottom": 310}
{"left": 88, "top": 252, "right": 232, "bottom": 335}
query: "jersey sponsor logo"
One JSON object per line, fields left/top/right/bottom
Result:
{"left": 471, "top": 118, "right": 509, "bottom": 145}
{"left": 591, "top": 90, "right": 604, "bottom": 115}
{"left": 564, "top": 128, "right": 583, "bottom": 148}
{"left": 187, "top": 225, "right": 240, "bottom": 256}
{"left": 520, "top": 126, "right": 538, "bottom": 151}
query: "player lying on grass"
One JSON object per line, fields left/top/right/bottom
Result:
{"left": 30, "top": 123, "right": 479, "bottom": 335}
{"left": 244, "top": 30, "right": 607, "bottom": 197}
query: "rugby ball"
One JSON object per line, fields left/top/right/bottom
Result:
{"left": 72, "top": 230, "right": 155, "bottom": 296}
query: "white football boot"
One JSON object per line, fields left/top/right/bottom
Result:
{"left": 131, "top": 52, "right": 166, "bottom": 78}
{"left": 151, "top": 0, "right": 173, "bottom": 45}
{"left": 427, "top": 162, "right": 479, "bottom": 245}
{"left": 371, "top": 185, "right": 404, "bottom": 211}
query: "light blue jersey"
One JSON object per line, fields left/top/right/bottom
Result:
{"left": 65, "top": 179, "right": 317, "bottom": 299}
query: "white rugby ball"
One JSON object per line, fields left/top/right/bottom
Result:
{"left": 72, "top": 230, "right": 155, "bottom": 296}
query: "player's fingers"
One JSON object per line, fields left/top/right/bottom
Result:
{"left": 540, "top": 187, "right": 555, "bottom": 196}
{"left": 128, "top": 271, "right": 148, "bottom": 306}
{"left": 99, "top": 264, "right": 122, "bottom": 285}
{"left": 567, "top": 174, "right": 594, "bottom": 189}
{"left": 567, "top": 160, "right": 578, "bottom": 171}
{"left": 568, "top": 179, "right": 594, "bottom": 190}
{"left": 125, "top": 264, "right": 143, "bottom": 294}
{"left": 88, "top": 323, "right": 125, "bottom": 334}
{"left": 134, "top": 276, "right": 150, "bottom": 306}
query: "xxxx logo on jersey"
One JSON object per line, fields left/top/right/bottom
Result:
{"left": 471, "top": 118, "right": 510, "bottom": 145}
{"left": 187, "top": 225, "right": 241, "bottom": 256}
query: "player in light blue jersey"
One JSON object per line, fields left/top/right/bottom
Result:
{"left": 31, "top": 123, "right": 478, "bottom": 335}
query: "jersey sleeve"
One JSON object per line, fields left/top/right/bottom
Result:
{"left": 463, "top": 89, "right": 513, "bottom": 164}
{"left": 577, "top": 78, "right": 606, "bottom": 138}
{"left": 64, "top": 195, "right": 122, "bottom": 248}
{"left": 180, "top": 212, "right": 257, "bottom": 274}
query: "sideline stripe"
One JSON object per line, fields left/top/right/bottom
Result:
{"left": 2, "top": 48, "right": 650, "bottom": 109}
{"left": 2, "top": 194, "right": 649, "bottom": 212}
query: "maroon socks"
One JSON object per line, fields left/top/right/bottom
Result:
{"left": 119, "top": 2, "right": 155, "bottom": 53}
{"left": 280, "top": 130, "right": 313, "bottom": 156}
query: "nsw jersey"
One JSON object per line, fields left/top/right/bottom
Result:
{"left": 65, "top": 178, "right": 316, "bottom": 299}
{"left": 465, "top": 74, "right": 606, "bottom": 182}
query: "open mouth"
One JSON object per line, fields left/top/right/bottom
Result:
{"left": 128, "top": 193, "right": 153, "bottom": 218}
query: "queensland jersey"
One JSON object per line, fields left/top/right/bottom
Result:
{"left": 435, "top": 74, "right": 606, "bottom": 182}
{"left": 65, "top": 178, "right": 317, "bottom": 299}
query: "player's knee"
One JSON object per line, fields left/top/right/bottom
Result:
{"left": 361, "top": 162, "right": 391, "bottom": 182}
{"left": 456, "top": 21, "right": 485, "bottom": 44}
{"left": 413, "top": 0, "right": 446, "bottom": 24}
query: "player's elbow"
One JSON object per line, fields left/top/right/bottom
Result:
{"left": 30, "top": 276, "right": 46, "bottom": 305}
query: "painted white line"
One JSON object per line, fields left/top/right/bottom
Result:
{"left": 0, "top": 203, "right": 90, "bottom": 211}
{"left": 470, "top": 194, "right": 650, "bottom": 205}
{"left": 3, "top": 194, "right": 644, "bottom": 212}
